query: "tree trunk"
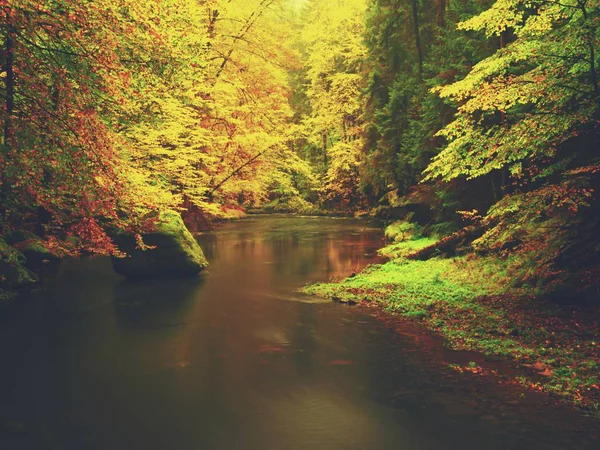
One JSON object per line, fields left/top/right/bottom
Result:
{"left": 410, "top": 0, "right": 423, "bottom": 82}
{"left": 213, "top": 0, "right": 275, "bottom": 81}
{"left": 1, "top": 27, "right": 15, "bottom": 216}
{"left": 408, "top": 223, "right": 490, "bottom": 260}
{"left": 322, "top": 132, "right": 328, "bottom": 167}
{"left": 578, "top": 1, "right": 600, "bottom": 103}
{"left": 208, "top": 9, "right": 219, "bottom": 39}
{"left": 437, "top": 0, "right": 445, "bottom": 28}
{"left": 4, "top": 29, "right": 15, "bottom": 149}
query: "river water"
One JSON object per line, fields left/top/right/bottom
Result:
{"left": 0, "top": 215, "right": 598, "bottom": 449}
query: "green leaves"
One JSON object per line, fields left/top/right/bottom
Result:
{"left": 426, "top": 0, "right": 600, "bottom": 183}
{"left": 296, "top": 0, "right": 368, "bottom": 208}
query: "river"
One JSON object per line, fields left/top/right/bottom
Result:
{"left": 0, "top": 215, "right": 598, "bottom": 449}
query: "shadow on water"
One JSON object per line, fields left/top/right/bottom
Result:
{"left": 112, "top": 277, "right": 204, "bottom": 331}
{"left": 0, "top": 215, "right": 599, "bottom": 450}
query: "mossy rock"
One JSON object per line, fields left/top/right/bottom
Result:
{"left": 6, "top": 231, "right": 61, "bottom": 275}
{"left": 0, "top": 238, "right": 38, "bottom": 290}
{"left": 0, "top": 288, "right": 18, "bottom": 307}
{"left": 21, "top": 242, "right": 60, "bottom": 273}
{"left": 111, "top": 211, "right": 208, "bottom": 279}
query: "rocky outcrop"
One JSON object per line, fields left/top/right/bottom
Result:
{"left": 111, "top": 211, "right": 208, "bottom": 278}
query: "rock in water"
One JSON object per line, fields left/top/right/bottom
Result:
{"left": 111, "top": 211, "right": 208, "bottom": 278}
{"left": 0, "top": 238, "right": 38, "bottom": 290}
{"left": 9, "top": 232, "right": 61, "bottom": 275}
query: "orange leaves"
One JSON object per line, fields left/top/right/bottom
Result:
{"left": 0, "top": 0, "right": 171, "bottom": 253}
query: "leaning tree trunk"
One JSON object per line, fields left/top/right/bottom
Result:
{"left": 408, "top": 223, "right": 490, "bottom": 260}
{"left": 410, "top": 0, "right": 423, "bottom": 83}
{"left": 437, "top": 0, "right": 445, "bottom": 28}
{"left": 3, "top": 28, "right": 15, "bottom": 150}
{"left": 1, "top": 27, "right": 16, "bottom": 218}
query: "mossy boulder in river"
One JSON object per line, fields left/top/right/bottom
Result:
{"left": 8, "top": 232, "right": 61, "bottom": 275}
{"left": 111, "top": 211, "right": 208, "bottom": 278}
{"left": 0, "top": 238, "right": 38, "bottom": 295}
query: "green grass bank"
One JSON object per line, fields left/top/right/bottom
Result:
{"left": 303, "top": 222, "right": 600, "bottom": 416}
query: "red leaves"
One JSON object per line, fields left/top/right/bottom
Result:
{"left": 328, "top": 359, "right": 355, "bottom": 366}
{"left": 0, "top": 1, "right": 171, "bottom": 255}
{"left": 258, "top": 344, "right": 292, "bottom": 354}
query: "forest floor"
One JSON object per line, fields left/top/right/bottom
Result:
{"left": 303, "top": 237, "right": 600, "bottom": 417}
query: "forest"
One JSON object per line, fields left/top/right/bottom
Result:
{"left": 1, "top": 0, "right": 600, "bottom": 433}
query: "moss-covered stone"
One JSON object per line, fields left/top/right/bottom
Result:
{"left": 6, "top": 231, "right": 61, "bottom": 275}
{"left": 111, "top": 211, "right": 208, "bottom": 278}
{"left": 22, "top": 242, "right": 60, "bottom": 274}
{"left": 0, "top": 238, "right": 38, "bottom": 290}
{"left": 0, "top": 288, "right": 17, "bottom": 307}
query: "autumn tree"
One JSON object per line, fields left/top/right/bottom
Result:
{"left": 294, "top": 0, "right": 368, "bottom": 209}
{"left": 424, "top": 0, "right": 600, "bottom": 287}
{"left": 0, "top": 0, "right": 166, "bottom": 253}
{"left": 124, "top": 0, "right": 315, "bottom": 217}
{"left": 360, "top": 0, "right": 494, "bottom": 203}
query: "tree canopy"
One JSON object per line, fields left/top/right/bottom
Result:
{"left": 1, "top": 0, "right": 599, "bottom": 287}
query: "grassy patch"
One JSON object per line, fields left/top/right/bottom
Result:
{"left": 379, "top": 221, "right": 439, "bottom": 259}
{"left": 304, "top": 256, "right": 499, "bottom": 318}
{"left": 303, "top": 252, "right": 600, "bottom": 413}
{"left": 378, "top": 237, "right": 439, "bottom": 259}
{"left": 384, "top": 221, "right": 423, "bottom": 242}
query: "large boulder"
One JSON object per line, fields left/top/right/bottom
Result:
{"left": 8, "top": 232, "right": 61, "bottom": 276}
{"left": 111, "top": 211, "right": 208, "bottom": 278}
{"left": 0, "top": 238, "right": 38, "bottom": 290}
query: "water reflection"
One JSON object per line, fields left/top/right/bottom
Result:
{"left": 113, "top": 277, "right": 203, "bottom": 330}
{"left": 0, "top": 215, "right": 598, "bottom": 450}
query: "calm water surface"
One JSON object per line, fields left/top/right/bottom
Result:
{"left": 0, "top": 215, "right": 599, "bottom": 449}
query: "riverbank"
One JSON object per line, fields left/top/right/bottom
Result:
{"left": 304, "top": 234, "right": 600, "bottom": 417}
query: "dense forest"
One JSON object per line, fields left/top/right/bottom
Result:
{"left": 1, "top": 0, "right": 600, "bottom": 414}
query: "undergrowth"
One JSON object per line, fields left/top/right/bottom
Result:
{"left": 303, "top": 232, "right": 600, "bottom": 415}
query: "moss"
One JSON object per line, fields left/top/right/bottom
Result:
{"left": 426, "top": 221, "right": 460, "bottom": 237}
{"left": 304, "top": 257, "right": 495, "bottom": 316}
{"left": 378, "top": 237, "right": 439, "bottom": 259}
{"left": 262, "top": 198, "right": 280, "bottom": 211}
{"left": 20, "top": 242, "right": 60, "bottom": 274}
{"left": 112, "top": 211, "right": 208, "bottom": 278}
{"left": 0, "top": 238, "right": 38, "bottom": 292}
{"left": 154, "top": 211, "right": 189, "bottom": 236}
{"left": 379, "top": 221, "right": 439, "bottom": 259}
{"left": 303, "top": 252, "right": 600, "bottom": 411}
{"left": 4, "top": 231, "right": 61, "bottom": 276}
{"left": 0, "top": 288, "right": 17, "bottom": 306}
